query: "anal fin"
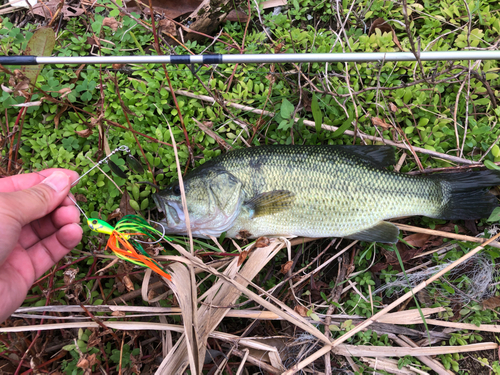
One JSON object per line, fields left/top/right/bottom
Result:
{"left": 345, "top": 221, "right": 399, "bottom": 243}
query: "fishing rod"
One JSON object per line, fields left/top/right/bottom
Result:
{"left": 1, "top": 51, "right": 500, "bottom": 66}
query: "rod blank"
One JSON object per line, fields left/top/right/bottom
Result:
{"left": 0, "top": 51, "right": 499, "bottom": 66}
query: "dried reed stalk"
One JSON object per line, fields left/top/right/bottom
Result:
{"left": 156, "top": 239, "right": 288, "bottom": 373}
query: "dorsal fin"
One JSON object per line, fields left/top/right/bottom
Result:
{"left": 337, "top": 145, "right": 396, "bottom": 169}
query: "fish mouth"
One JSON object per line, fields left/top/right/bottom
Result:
{"left": 153, "top": 194, "right": 185, "bottom": 229}
{"left": 153, "top": 193, "right": 164, "bottom": 213}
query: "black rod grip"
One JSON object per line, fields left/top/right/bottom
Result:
{"left": 0, "top": 55, "right": 38, "bottom": 65}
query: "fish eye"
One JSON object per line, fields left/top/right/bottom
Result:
{"left": 172, "top": 184, "right": 181, "bottom": 196}
{"left": 92, "top": 220, "right": 98, "bottom": 224}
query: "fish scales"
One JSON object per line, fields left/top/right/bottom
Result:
{"left": 207, "top": 146, "right": 442, "bottom": 238}
{"left": 154, "top": 145, "right": 500, "bottom": 243}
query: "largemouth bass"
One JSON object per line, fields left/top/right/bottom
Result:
{"left": 153, "top": 145, "right": 500, "bottom": 243}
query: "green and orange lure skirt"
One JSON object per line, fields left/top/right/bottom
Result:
{"left": 87, "top": 215, "right": 172, "bottom": 280}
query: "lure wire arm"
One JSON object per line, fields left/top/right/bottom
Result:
{"left": 68, "top": 194, "right": 89, "bottom": 221}
{"left": 71, "top": 145, "right": 132, "bottom": 187}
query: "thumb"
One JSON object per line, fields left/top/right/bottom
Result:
{"left": 6, "top": 171, "right": 72, "bottom": 227}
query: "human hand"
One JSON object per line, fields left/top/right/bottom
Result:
{"left": 0, "top": 169, "right": 82, "bottom": 323}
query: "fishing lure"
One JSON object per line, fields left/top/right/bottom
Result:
{"left": 70, "top": 146, "right": 172, "bottom": 280}
{"left": 87, "top": 215, "right": 172, "bottom": 280}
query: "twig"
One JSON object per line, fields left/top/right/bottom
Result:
{"left": 234, "top": 348, "right": 249, "bottom": 375}
{"left": 395, "top": 222, "right": 500, "bottom": 249}
{"left": 478, "top": 128, "right": 500, "bottom": 163}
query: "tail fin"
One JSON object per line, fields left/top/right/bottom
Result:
{"left": 430, "top": 170, "right": 500, "bottom": 220}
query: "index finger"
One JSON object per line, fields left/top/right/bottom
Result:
{"left": 0, "top": 169, "right": 79, "bottom": 193}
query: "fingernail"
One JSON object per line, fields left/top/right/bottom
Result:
{"left": 42, "top": 171, "right": 70, "bottom": 192}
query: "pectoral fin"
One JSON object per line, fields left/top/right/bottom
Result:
{"left": 345, "top": 222, "right": 399, "bottom": 243}
{"left": 245, "top": 190, "right": 295, "bottom": 218}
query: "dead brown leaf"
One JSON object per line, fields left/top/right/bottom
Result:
{"left": 125, "top": 0, "right": 202, "bottom": 19}
{"left": 31, "top": 1, "right": 84, "bottom": 20}
{"left": 417, "top": 290, "right": 432, "bottom": 305}
{"left": 368, "top": 17, "right": 403, "bottom": 51}
{"left": 1, "top": 84, "right": 12, "bottom": 93}
{"left": 111, "top": 310, "right": 126, "bottom": 317}
{"left": 116, "top": 280, "right": 126, "bottom": 293}
{"left": 86, "top": 36, "right": 100, "bottom": 47}
{"left": 371, "top": 262, "right": 389, "bottom": 273}
{"left": 369, "top": 17, "right": 392, "bottom": 35}
{"left": 8, "top": 78, "right": 30, "bottom": 98}
{"left": 87, "top": 353, "right": 99, "bottom": 368}
{"left": 302, "top": 94, "right": 312, "bottom": 112}
{"left": 11, "top": 101, "right": 42, "bottom": 108}
{"left": 236, "top": 230, "right": 252, "bottom": 240}
{"left": 255, "top": 237, "right": 270, "bottom": 248}
{"left": 123, "top": 275, "right": 134, "bottom": 292}
{"left": 237, "top": 250, "right": 249, "bottom": 266}
{"left": 148, "top": 289, "right": 158, "bottom": 300}
{"left": 76, "top": 357, "right": 90, "bottom": 370}
{"left": 280, "top": 260, "right": 293, "bottom": 274}
{"left": 294, "top": 305, "right": 308, "bottom": 317}
{"left": 120, "top": 190, "right": 136, "bottom": 216}
{"left": 373, "top": 243, "right": 423, "bottom": 272}
{"left": 403, "top": 232, "right": 431, "bottom": 248}
{"left": 310, "top": 279, "right": 329, "bottom": 301}
{"left": 482, "top": 296, "right": 500, "bottom": 310}
{"left": 63, "top": 268, "right": 78, "bottom": 285}
{"left": 106, "top": 208, "right": 122, "bottom": 220}
{"left": 102, "top": 17, "right": 119, "bottom": 31}
{"left": 274, "top": 42, "right": 285, "bottom": 53}
{"left": 389, "top": 103, "right": 398, "bottom": 112}
{"left": 54, "top": 104, "right": 68, "bottom": 129}
{"left": 436, "top": 222, "right": 466, "bottom": 234}
{"left": 124, "top": 0, "right": 247, "bottom": 22}
{"left": 158, "top": 19, "right": 177, "bottom": 36}
{"left": 75, "top": 129, "right": 93, "bottom": 138}
{"left": 75, "top": 194, "right": 87, "bottom": 203}
{"left": 371, "top": 116, "right": 391, "bottom": 129}
{"left": 464, "top": 220, "right": 479, "bottom": 235}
